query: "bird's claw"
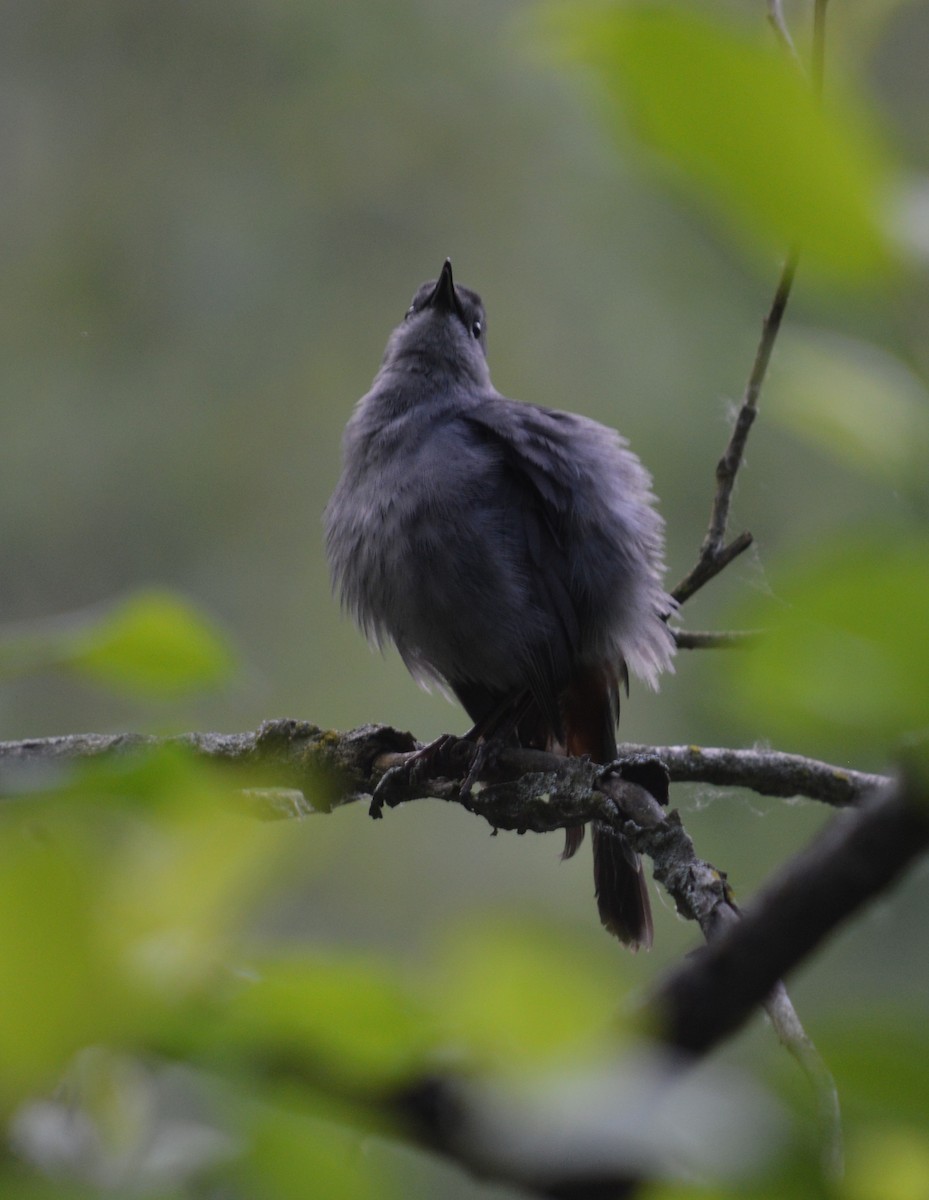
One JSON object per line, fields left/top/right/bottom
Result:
{"left": 369, "top": 733, "right": 467, "bottom": 818}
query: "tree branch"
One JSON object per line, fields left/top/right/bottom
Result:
{"left": 393, "top": 766, "right": 928, "bottom": 1199}
{"left": 654, "top": 770, "right": 928, "bottom": 1055}
{"left": 3, "top": 721, "right": 895, "bottom": 1190}
{"left": 617, "top": 741, "right": 886, "bottom": 808}
{"left": 0, "top": 723, "right": 888, "bottom": 811}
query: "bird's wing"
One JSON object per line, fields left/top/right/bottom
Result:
{"left": 461, "top": 399, "right": 590, "bottom": 734}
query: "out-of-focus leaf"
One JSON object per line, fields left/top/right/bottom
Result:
{"left": 0, "top": 1179, "right": 100, "bottom": 1200}
{"left": 725, "top": 532, "right": 929, "bottom": 754}
{"left": 817, "top": 1014, "right": 929, "bottom": 1130}
{"left": 769, "top": 330, "right": 929, "bottom": 490}
{"left": 0, "top": 591, "right": 236, "bottom": 695}
{"left": 461, "top": 1045, "right": 787, "bottom": 1190}
{"left": 0, "top": 747, "right": 293, "bottom": 1110}
{"left": 845, "top": 1126, "right": 929, "bottom": 1200}
{"left": 0, "top": 822, "right": 135, "bottom": 1110}
{"left": 69, "top": 590, "right": 236, "bottom": 695}
{"left": 238, "top": 1098, "right": 385, "bottom": 1200}
{"left": 95, "top": 755, "right": 290, "bottom": 1000}
{"left": 218, "top": 955, "right": 437, "bottom": 1091}
{"left": 548, "top": 4, "right": 895, "bottom": 283}
{"left": 10, "top": 1048, "right": 236, "bottom": 1194}
{"left": 103, "top": 806, "right": 278, "bottom": 1000}
{"left": 435, "top": 919, "right": 625, "bottom": 1073}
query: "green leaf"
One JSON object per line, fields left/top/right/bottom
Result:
{"left": 548, "top": 4, "right": 895, "bottom": 284}
{"left": 435, "top": 919, "right": 626, "bottom": 1073}
{"left": 0, "top": 825, "right": 137, "bottom": 1109}
{"left": 845, "top": 1126, "right": 929, "bottom": 1200}
{"left": 769, "top": 330, "right": 929, "bottom": 491}
{"left": 0, "top": 590, "right": 237, "bottom": 695}
{"left": 99, "top": 770, "right": 290, "bottom": 1001}
{"left": 0, "top": 748, "right": 294, "bottom": 1110}
{"left": 69, "top": 590, "right": 236, "bottom": 696}
{"left": 218, "top": 955, "right": 438, "bottom": 1091}
{"left": 238, "top": 1098, "right": 385, "bottom": 1200}
{"left": 725, "top": 531, "right": 929, "bottom": 755}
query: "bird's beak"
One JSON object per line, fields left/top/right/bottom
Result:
{"left": 427, "top": 258, "right": 461, "bottom": 316}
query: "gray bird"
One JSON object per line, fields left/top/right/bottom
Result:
{"left": 325, "top": 260, "right": 674, "bottom": 948}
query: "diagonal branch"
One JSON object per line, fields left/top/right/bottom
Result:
{"left": 654, "top": 770, "right": 927, "bottom": 1054}
{"left": 671, "top": 249, "right": 798, "bottom": 607}
{"left": 672, "top": 0, "right": 830, "bottom": 612}
{"left": 672, "top": 0, "right": 838, "bottom": 611}
{"left": 391, "top": 761, "right": 926, "bottom": 1200}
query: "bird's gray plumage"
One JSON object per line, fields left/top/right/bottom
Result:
{"left": 325, "top": 260, "right": 674, "bottom": 947}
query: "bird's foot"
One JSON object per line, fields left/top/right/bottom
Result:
{"left": 369, "top": 733, "right": 471, "bottom": 818}
{"left": 458, "top": 737, "right": 506, "bottom": 799}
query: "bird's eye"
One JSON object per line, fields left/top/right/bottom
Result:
{"left": 404, "top": 305, "right": 415, "bottom": 320}
{"left": 471, "top": 320, "right": 482, "bottom": 339}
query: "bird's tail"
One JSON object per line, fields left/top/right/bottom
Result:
{"left": 590, "top": 822, "right": 653, "bottom": 950}
{"left": 561, "top": 664, "right": 654, "bottom": 951}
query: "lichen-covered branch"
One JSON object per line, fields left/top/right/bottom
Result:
{"left": 618, "top": 741, "right": 887, "bottom": 807}
{"left": 0, "top": 722, "right": 888, "bottom": 812}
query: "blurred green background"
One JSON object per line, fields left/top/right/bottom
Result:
{"left": 3, "top": 0, "right": 929, "bottom": 1085}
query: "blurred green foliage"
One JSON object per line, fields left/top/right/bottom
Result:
{"left": 2, "top": 0, "right": 929, "bottom": 1194}
{"left": 551, "top": 4, "right": 896, "bottom": 283}
{"left": 727, "top": 532, "right": 929, "bottom": 756}
{"left": 767, "top": 329, "right": 929, "bottom": 497}
{"left": 0, "top": 591, "right": 237, "bottom": 697}
{"left": 0, "top": 741, "right": 922, "bottom": 1198}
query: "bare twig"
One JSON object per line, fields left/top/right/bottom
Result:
{"left": 671, "top": 249, "right": 798, "bottom": 607}
{"left": 672, "top": 0, "right": 837, "bottom": 610}
{"left": 673, "top": 627, "right": 762, "bottom": 650}
{"left": 767, "top": 980, "right": 844, "bottom": 1179}
{"left": 667, "top": 0, "right": 844, "bottom": 1166}
{"left": 706, "top": 902, "right": 844, "bottom": 1178}
{"left": 767, "top": 0, "right": 801, "bottom": 63}
{"left": 812, "top": 0, "right": 829, "bottom": 98}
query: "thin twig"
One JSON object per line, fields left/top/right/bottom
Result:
{"left": 766, "top": 981, "right": 844, "bottom": 1179}
{"left": 671, "top": 249, "right": 798, "bottom": 607}
{"left": 674, "top": 1, "right": 842, "bottom": 1162}
{"left": 673, "top": 627, "right": 762, "bottom": 650}
{"left": 767, "top": 0, "right": 802, "bottom": 64}
{"left": 812, "top": 0, "right": 829, "bottom": 98}
{"left": 673, "top": 1, "right": 830, "bottom": 612}
{"left": 670, "top": 531, "right": 755, "bottom": 607}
